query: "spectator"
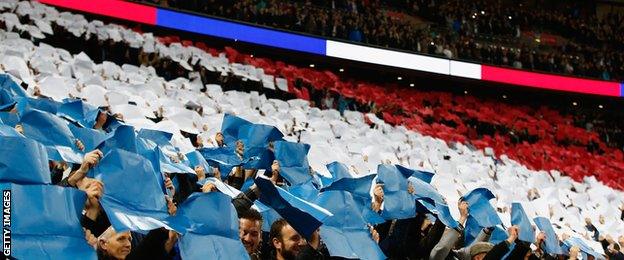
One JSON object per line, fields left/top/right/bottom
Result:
{"left": 269, "top": 219, "right": 307, "bottom": 260}
{"left": 238, "top": 209, "right": 264, "bottom": 259}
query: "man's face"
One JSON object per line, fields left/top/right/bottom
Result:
{"left": 273, "top": 224, "right": 306, "bottom": 260}
{"left": 102, "top": 231, "right": 132, "bottom": 259}
{"left": 96, "top": 111, "right": 107, "bottom": 126}
{"left": 239, "top": 218, "right": 261, "bottom": 254}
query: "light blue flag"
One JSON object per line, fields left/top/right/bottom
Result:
{"left": 57, "top": 99, "right": 100, "bottom": 128}
{"left": 511, "top": 203, "right": 535, "bottom": 243}
{"left": 320, "top": 161, "right": 352, "bottom": 187}
{"left": 489, "top": 225, "right": 509, "bottom": 244}
{"left": 198, "top": 146, "right": 245, "bottom": 180}
{"left": 464, "top": 215, "right": 480, "bottom": 245}
{"left": 99, "top": 125, "right": 138, "bottom": 154}
{"left": 0, "top": 136, "right": 50, "bottom": 184}
{"left": 533, "top": 217, "right": 563, "bottom": 255}
{"left": 68, "top": 123, "right": 110, "bottom": 152}
{"left": 415, "top": 198, "right": 459, "bottom": 229}
{"left": 407, "top": 176, "right": 445, "bottom": 204}
{"left": 185, "top": 150, "right": 212, "bottom": 174}
{"left": 19, "top": 109, "right": 84, "bottom": 163}
{"left": 238, "top": 123, "right": 283, "bottom": 169}
{"left": 0, "top": 74, "right": 27, "bottom": 97}
{"left": 321, "top": 174, "right": 375, "bottom": 200}
{"left": 156, "top": 146, "right": 195, "bottom": 174}
{"left": 358, "top": 200, "right": 386, "bottom": 225}
{"left": 221, "top": 113, "right": 252, "bottom": 145}
{"left": 2, "top": 182, "right": 97, "bottom": 260}
{"left": 135, "top": 136, "right": 164, "bottom": 190}
{"left": 396, "top": 165, "right": 434, "bottom": 183}
{"left": 137, "top": 128, "right": 178, "bottom": 153}
{"left": 461, "top": 188, "right": 502, "bottom": 228}
{"left": 564, "top": 237, "right": 603, "bottom": 259}
{"left": 168, "top": 192, "right": 249, "bottom": 259}
{"left": 0, "top": 88, "right": 16, "bottom": 110}
{"left": 377, "top": 164, "right": 416, "bottom": 220}
{"left": 255, "top": 175, "right": 332, "bottom": 239}
{"left": 0, "top": 124, "right": 21, "bottom": 137}
{"left": 254, "top": 200, "right": 282, "bottom": 232}
{"left": 315, "top": 191, "right": 386, "bottom": 260}
{"left": 288, "top": 178, "right": 320, "bottom": 202}
{"left": 14, "top": 96, "right": 62, "bottom": 115}
{"left": 273, "top": 141, "right": 311, "bottom": 186}
{"left": 90, "top": 149, "right": 171, "bottom": 232}
{"left": 197, "top": 177, "right": 242, "bottom": 198}
{"left": 0, "top": 111, "right": 19, "bottom": 127}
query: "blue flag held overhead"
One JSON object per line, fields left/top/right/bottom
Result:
{"left": 511, "top": 203, "right": 535, "bottom": 243}
{"left": 57, "top": 99, "right": 100, "bottom": 128}
{"left": 171, "top": 192, "right": 249, "bottom": 260}
{"left": 377, "top": 164, "right": 416, "bottom": 220}
{"left": 533, "top": 217, "right": 563, "bottom": 255}
{"left": 14, "top": 96, "right": 62, "bottom": 115}
{"left": 199, "top": 146, "right": 246, "bottom": 180}
{"left": 0, "top": 73, "right": 27, "bottom": 98}
{"left": 0, "top": 136, "right": 51, "bottom": 184}
{"left": 90, "top": 149, "right": 171, "bottom": 232}
{"left": 321, "top": 173, "right": 375, "bottom": 200}
{"left": 3, "top": 183, "right": 97, "bottom": 260}
{"left": 221, "top": 113, "right": 252, "bottom": 145}
{"left": 461, "top": 188, "right": 502, "bottom": 228}
{"left": 288, "top": 178, "right": 320, "bottom": 202}
{"left": 0, "top": 111, "right": 19, "bottom": 127}
{"left": 415, "top": 198, "right": 458, "bottom": 229}
{"left": 273, "top": 141, "right": 311, "bottom": 186}
{"left": 396, "top": 165, "right": 435, "bottom": 183}
{"left": 254, "top": 175, "right": 332, "bottom": 239}
{"left": 69, "top": 123, "right": 110, "bottom": 152}
{"left": 0, "top": 88, "right": 16, "bottom": 110}
{"left": 19, "top": 109, "right": 84, "bottom": 163}
{"left": 320, "top": 161, "right": 353, "bottom": 187}
{"left": 238, "top": 123, "right": 283, "bottom": 169}
{"left": 99, "top": 125, "right": 138, "bottom": 154}
{"left": 0, "top": 124, "right": 21, "bottom": 137}
{"left": 185, "top": 150, "right": 212, "bottom": 173}
{"left": 315, "top": 190, "right": 386, "bottom": 260}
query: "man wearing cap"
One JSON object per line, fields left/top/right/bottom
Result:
{"left": 469, "top": 242, "right": 494, "bottom": 260}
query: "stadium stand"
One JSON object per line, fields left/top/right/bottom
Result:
{"left": 137, "top": 0, "right": 624, "bottom": 81}
{"left": 0, "top": 0, "right": 623, "bottom": 259}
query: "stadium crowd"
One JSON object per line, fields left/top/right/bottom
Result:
{"left": 137, "top": 0, "right": 624, "bottom": 81}
{"left": 1, "top": 1, "right": 624, "bottom": 260}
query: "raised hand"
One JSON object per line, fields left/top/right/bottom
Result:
{"left": 507, "top": 225, "right": 519, "bottom": 244}
{"left": 83, "top": 228, "right": 98, "bottom": 249}
{"left": 270, "top": 160, "right": 280, "bottom": 185}
{"left": 75, "top": 139, "right": 85, "bottom": 151}
{"left": 164, "top": 175, "right": 175, "bottom": 197}
{"left": 201, "top": 182, "right": 217, "bottom": 193}
{"left": 458, "top": 200, "right": 469, "bottom": 224}
{"left": 194, "top": 166, "right": 206, "bottom": 180}
{"left": 166, "top": 196, "right": 177, "bottom": 216}
{"left": 69, "top": 150, "right": 103, "bottom": 187}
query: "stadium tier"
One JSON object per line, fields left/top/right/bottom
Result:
{"left": 0, "top": 1, "right": 623, "bottom": 260}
